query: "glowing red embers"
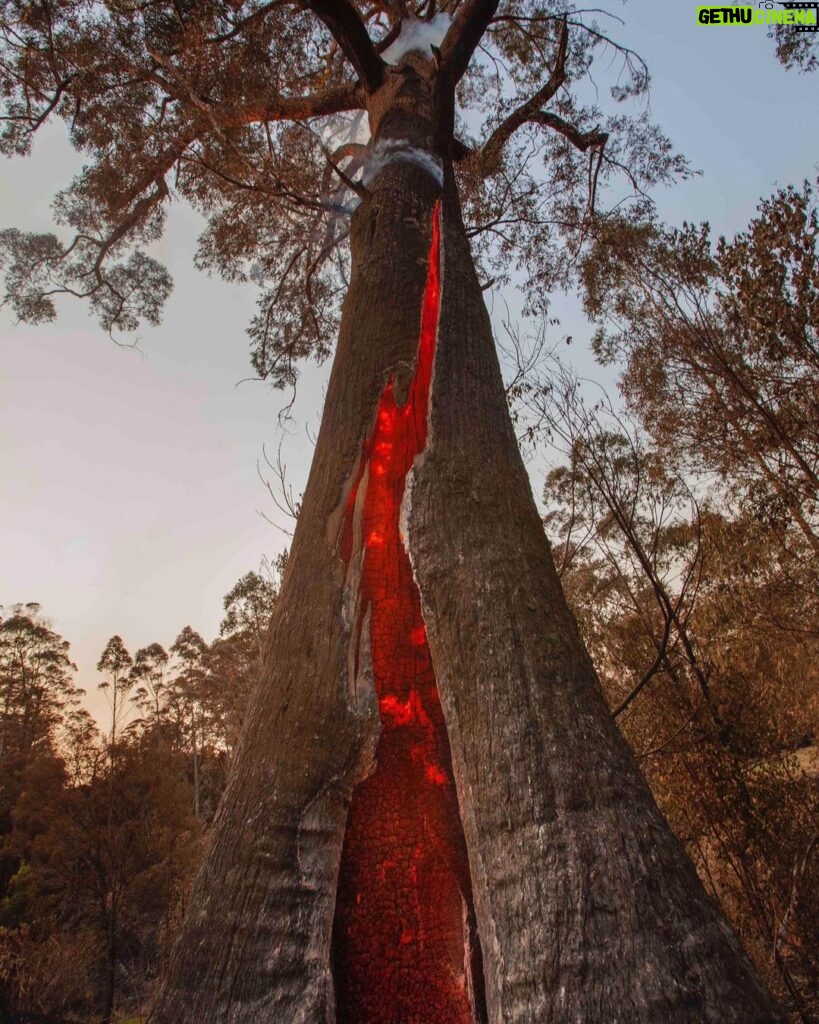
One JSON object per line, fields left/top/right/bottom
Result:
{"left": 332, "top": 204, "right": 483, "bottom": 1024}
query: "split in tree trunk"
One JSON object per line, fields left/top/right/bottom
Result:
{"left": 330, "top": 203, "right": 486, "bottom": 1024}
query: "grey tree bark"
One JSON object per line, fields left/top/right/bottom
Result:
{"left": 149, "top": 65, "right": 786, "bottom": 1024}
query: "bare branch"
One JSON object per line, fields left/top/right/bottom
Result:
{"left": 302, "top": 0, "right": 385, "bottom": 92}
{"left": 529, "top": 111, "right": 608, "bottom": 153}
{"left": 612, "top": 616, "right": 673, "bottom": 719}
{"left": 479, "top": 17, "right": 568, "bottom": 175}
{"left": 257, "top": 442, "right": 303, "bottom": 537}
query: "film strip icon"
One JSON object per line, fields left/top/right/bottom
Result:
{"left": 781, "top": 1, "right": 819, "bottom": 32}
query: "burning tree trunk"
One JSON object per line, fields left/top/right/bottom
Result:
{"left": 149, "top": 123, "right": 785, "bottom": 1024}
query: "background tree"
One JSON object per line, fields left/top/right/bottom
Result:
{"left": 770, "top": 18, "right": 819, "bottom": 73}
{"left": 0, "top": 570, "right": 278, "bottom": 1022}
{"left": 61, "top": 703, "right": 103, "bottom": 786}
{"left": 129, "top": 642, "right": 171, "bottom": 739}
{"left": 0, "top": 607, "right": 89, "bottom": 1022}
{"left": 582, "top": 178, "right": 819, "bottom": 559}
{"left": 1, "top": 724, "right": 201, "bottom": 1023}
{"left": 537, "top": 408, "right": 819, "bottom": 1020}
{"left": 523, "top": 182, "right": 819, "bottom": 1020}
{"left": 168, "top": 627, "right": 208, "bottom": 819}
{"left": 538, "top": 391, "right": 710, "bottom": 723}
{"left": 207, "top": 555, "right": 283, "bottom": 758}
{"left": 0, "top": 604, "right": 79, "bottom": 986}
{"left": 0, "top": 604, "right": 77, "bottom": 760}
{"left": 96, "top": 635, "right": 134, "bottom": 759}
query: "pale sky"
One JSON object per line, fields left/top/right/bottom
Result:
{"left": 1, "top": 0, "right": 817, "bottom": 722}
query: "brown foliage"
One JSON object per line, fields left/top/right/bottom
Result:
{"left": 529, "top": 182, "right": 819, "bottom": 1020}
{"left": 0, "top": 558, "right": 279, "bottom": 1021}
{"left": 0, "top": 0, "right": 688, "bottom": 386}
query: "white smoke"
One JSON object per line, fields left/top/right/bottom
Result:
{"left": 319, "top": 110, "right": 371, "bottom": 149}
{"left": 361, "top": 138, "right": 444, "bottom": 188}
{"left": 309, "top": 16, "right": 453, "bottom": 199}
{"left": 382, "top": 14, "right": 452, "bottom": 64}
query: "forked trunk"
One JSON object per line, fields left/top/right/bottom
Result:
{"left": 149, "top": 83, "right": 785, "bottom": 1024}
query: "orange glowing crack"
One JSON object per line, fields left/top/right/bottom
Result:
{"left": 332, "top": 203, "right": 483, "bottom": 1024}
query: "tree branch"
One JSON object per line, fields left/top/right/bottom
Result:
{"left": 302, "top": 0, "right": 385, "bottom": 92}
{"left": 148, "top": 47, "right": 365, "bottom": 126}
{"left": 92, "top": 178, "right": 170, "bottom": 275}
{"left": 530, "top": 111, "right": 608, "bottom": 152}
{"left": 205, "top": 1, "right": 286, "bottom": 44}
{"left": 473, "top": 18, "right": 607, "bottom": 199}
{"left": 479, "top": 17, "right": 568, "bottom": 174}
{"left": 222, "top": 81, "right": 366, "bottom": 125}
{"left": 438, "top": 0, "right": 501, "bottom": 85}
{"left": 612, "top": 615, "right": 673, "bottom": 719}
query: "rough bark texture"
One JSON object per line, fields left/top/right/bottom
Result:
{"left": 149, "top": 157, "right": 443, "bottom": 1024}
{"left": 330, "top": 205, "right": 486, "bottom": 1024}
{"left": 405, "top": 177, "right": 787, "bottom": 1023}
{"left": 150, "top": 65, "right": 786, "bottom": 1024}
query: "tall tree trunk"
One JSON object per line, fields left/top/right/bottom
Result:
{"left": 101, "top": 903, "right": 117, "bottom": 1024}
{"left": 191, "top": 704, "right": 201, "bottom": 819}
{"left": 149, "top": 87, "right": 785, "bottom": 1022}
{"left": 0, "top": 687, "right": 11, "bottom": 758}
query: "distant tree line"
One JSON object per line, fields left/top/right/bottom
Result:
{"left": 0, "top": 557, "right": 283, "bottom": 1024}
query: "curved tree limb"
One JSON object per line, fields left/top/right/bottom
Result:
{"left": 612, "top": 615, "right": 674, "bottom": 719}
{"left": 479, "top": 16, "right": 568, "bottom": 174}
{"left": 302, "top": 0, "right": 385, "bottom": 92}
{"left": 530, "top": 110, "right": 608, "bottom": 152}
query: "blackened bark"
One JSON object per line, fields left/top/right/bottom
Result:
{"left": 150, "top": 67, "right": 785, "bottom": 1023}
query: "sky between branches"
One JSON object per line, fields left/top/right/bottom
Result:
{"left": 1, "top": 0, "right": 817, "bottom": 723}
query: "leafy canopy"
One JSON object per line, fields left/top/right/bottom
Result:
{"left": 0, "top": 603, "right": 78, "bottom": 757}
{"left": 1, "top": 0, "right": 688, "bottom": 385}
{"left": 581, "top": 178, "right": 819, "bottom": 553}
